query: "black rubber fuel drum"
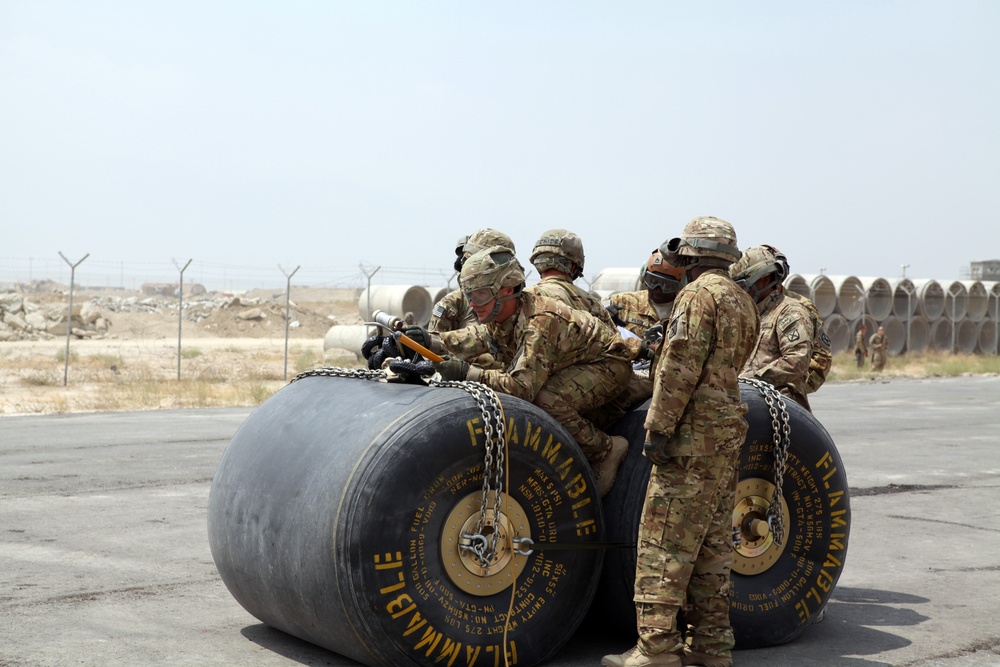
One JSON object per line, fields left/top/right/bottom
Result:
{"left": 592, "top": 383, "right": 851, "bottom": 648}
{"left": 208, "top": 375, "right": 606, "bottom": 667}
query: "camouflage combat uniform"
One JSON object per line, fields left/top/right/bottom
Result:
{"left": 589, "top": 290, "right": 670, "bottom": 430}
{"left": 854, "top": 329, "right": 868, "bottom": 368}
{"left": 527, "top": 275, "right": 618, "bottom": 329}
{"left": 740, "top": 290, "right": 815, "bottom": 411}
{"left": 443, "top": 290, "right": 631, "bottom": 465}
{"left": 869, "top": 329, "right": 888, "bottom": 372}
{"left": 427, "top": 289, "right": 478, "bottom": 333}
{"left": 636, "top": 269, "right": 758, "bottom": 659}
{"left": 785, "top": 291, "right": 833, "bottom": 394}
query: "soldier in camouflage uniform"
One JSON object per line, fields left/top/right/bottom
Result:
{"left": 603, "top": 217, "right": 758, "bottom": 667}
{"left": 429, "top": 246, "right": 632, "bottom": 496}
{"left": 730, "top": 245, "right": 818, "bottom": 412}
{"left": 427, "top": 229, "right": 515, "bottom": 334}
{"left": 854, "top": 324, "right": 868, "bottom": 368}
{"left": 525, "top": 229, "right": 618, "bottom": 329}
{"left": 591, "top": 250, "right": 686, "bottom": 430}
{"left": 869, "top": 325, "right": 888, "bottom": 372}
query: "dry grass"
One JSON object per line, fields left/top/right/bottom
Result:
{"left": 0, "top": 338, "right": 364, "bottom": 415}
{"left": 828, "top": 351, "right": 1000, "bottom": 382}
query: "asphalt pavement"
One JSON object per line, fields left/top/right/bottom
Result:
{"left": 2, "top": 376, "right": 999, "bottom": 666}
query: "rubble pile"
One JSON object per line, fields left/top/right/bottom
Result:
{"left": 0, "top": 293, "right": 111, "bottom": 341}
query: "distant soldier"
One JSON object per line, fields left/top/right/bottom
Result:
{"left": 869, "top": 325, "right": 888, "bottom": 372}
{"left": 427, "top": 229, "right": 515, "bottom": 334}
{"left": 603, "top": 216, "right": 758, "bottom": 667}
{"left": 429, "top": 246, "right": 632, "bottom": 497}
{"left": 525, "top": 228, "right": 618, "bottom": 329}
{"left": 730, "top": 245, "right": 819, "bottom": 411}
{"left": 854, "top": 324, "right": 868, "bottom": 368}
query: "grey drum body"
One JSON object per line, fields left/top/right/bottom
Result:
{"left": 208, "top": 375, "right": 606, "bottom": 667}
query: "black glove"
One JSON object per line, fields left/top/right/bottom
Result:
{"left": 644, "top": 324, "right": 664, "bottom": 346}
{"left": 387, "top": 358, "right": 436, "bottom": 383}
{"left": 401, "top": 325, "right": 433, "bottom": 358}
{"left": 642, "top": 433, "right": 671, "bottom": 466}
{"left": 361, "top": 333, "right": 401, "bottom": 370}
{"left": 637, "top": 340, "right": 655, "bottom": 362}
{"left": 433, "top": 356, "right": 471, "bottom": 381}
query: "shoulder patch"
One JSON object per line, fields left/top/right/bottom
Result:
{"left": 432, "top": 304, "right": 446, "bottom": 318}
{"left": 820, "top": 331, "right": 832, "bottom": 348}
{"left": 668, "top": 312, "right": 687, "bottom": 342}
{"left": 786, "top": 329, "right": 800, "bottom": 343}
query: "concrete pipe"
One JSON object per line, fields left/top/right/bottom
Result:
{"left": 913, "top": 279, "right": 945, "bottom": 320}
{"left": 431, "top": 286, "right": 451, "bottom": 305}
{"left": 591, "top": 268, "right": 641, "bottom": 298}
{"left": 890, "top": 278, "right": 917, "bottom": 318}
{"left": 209, "top": 376, "right": 606, "bottom": 667}
{"left": 822, "top": 313, "right": 851, "bottom": 354}
{"left": 858, "top": 277, "right": 893, "bottom": 322}
{"left": 358, "top": 285, "right": 433, "bottom": 325}
{"left": 942, "top": 280, "right": 968, "bottom": 322}
{"left": 987, "top": 282, "right": 1000, "bottom": 320}
{"left": 826, "top": 275, "right": 865, "bottom": 321}
{"left": 904, "top": 316, "right": 931, "bottom": 355}
{"left": 930, "top": 318, "right": 954, "bottom": 352}
{"left": 977, "top": 319, "right": 997, "bottom": 355}
{"left": 961, "top": 281, "right": 988, "bottom": 322}
{"left": 798, "top": 274, "right": 836, "bottom": 319}
{"left": 955, "top": 319, "right": 978, "bottom": 355}
{"left": 880, "top": 317, "right": 906, "bottom": 356}
{"left": 783, "top": 274, "right": 810, "bottom": 300}
{"left": 592, "top": 384, "right": 850, "bottom": 648}
{"left": 323, "top": 324, "right": 372, "bottom": 357}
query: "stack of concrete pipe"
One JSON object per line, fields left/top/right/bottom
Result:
{"left": 785, "top": 274, "right": 1000, "bottom": 356}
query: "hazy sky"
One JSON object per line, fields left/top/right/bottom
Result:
{"left": 2, "top": 1, "right": 998, "bottom": 288}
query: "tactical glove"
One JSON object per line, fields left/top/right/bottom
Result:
{"left": 642, "top": 433, "right": 671, "bottom": 466}
{"left": 644, "top": 324, "right": 664, "bottom": 346}
{"left": 433, "top": 356, "right": 470, "bottom": 381}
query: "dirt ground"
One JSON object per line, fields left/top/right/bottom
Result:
{"left": 0, "top": 286, "right": 368, "bottom": 415}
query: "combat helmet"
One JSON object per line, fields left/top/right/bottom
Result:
{"left": 455, "top": 229, "right": 516, "bottom": 273}
{"left": 661, "top": 216, "right": 741, "bottom": 269}
{"left": 729, "top": 245, "right": 787, "bottom": 303}
{"left": 642, "top": 249, "right": 686, "bottom": 300}
{"left": 529, "top": 229, "right": 585, "bottom": 280}
{"left": 452, "top": 235, "right": 471, "bottom": 272}
{"left": 459, "top": 246, "right": 525, "bottom": 323}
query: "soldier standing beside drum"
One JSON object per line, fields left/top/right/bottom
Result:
{"left": 603, "top": 217, "right": 758, "bottom": 667}
{"left": 854, "top": 323, "right": 868, "bottom": 368}
{"left": 729, "top": 245, "right": 817, "bottom": 412}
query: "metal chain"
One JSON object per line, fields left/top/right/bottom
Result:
{"left": 740, "top": 378, "right": 791, "bottom": 546}
{"left": 288, "top": 366, "right": 387, "bottom": 382}
{"left": 431, "top": 379, "right": 507, "bottom": 567}
{"left": 289, "top": 367, "right": 507, "bottom": 568}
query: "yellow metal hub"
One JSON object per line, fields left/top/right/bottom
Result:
{"left": 731, "top": 477, "right": 790, "bottom": 575}
{"left": 440, "top": 492, "right": 531, "bottom": 596}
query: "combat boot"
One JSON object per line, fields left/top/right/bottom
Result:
{"left": 601, "top": 646, "right": 682, "bottom": 667}
{"left": 594, "top": 435, "right": 629, "bottom": 497}
{"left": 681, "top": 649, "right": 733, "bottom": 667}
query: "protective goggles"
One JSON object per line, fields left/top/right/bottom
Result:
{"left": 643, "top": 271, "right": 681, "bottom": 293}
{"left": 464, "top": 287, "right": 499, "bottom": 307}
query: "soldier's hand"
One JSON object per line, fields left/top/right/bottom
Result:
{"left": 642, "top": 433, "right": 671, "bottom": 466}
{"left": 643, "top": 324, "right": 664, "bottom": 346}
{"left": 402, "top": 325, "right": 431, "bottom": 349}
{"left": 433, "top": 356, "right": 471, "bottom": 381}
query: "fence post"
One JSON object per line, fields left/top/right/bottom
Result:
{"left": 58, "top": 252, "right": 89, "bottom": 386}
{"left": 359, "top": 263, "right": 381, "bottom": 335}
{"left": 174, "top": 258, "right": 192, "bottom": 380}
{"left": 279, "top": 264, "right": 300, "bottom": 381}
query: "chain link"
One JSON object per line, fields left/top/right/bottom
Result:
{"left": 430, "top": 379, "right": 507, "bottom": 566}
{"left": 740, "top": 378, "right": 791, "bottom": 546}
{"left": 289, "top": 368, "right": 507, "bottom": 569}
